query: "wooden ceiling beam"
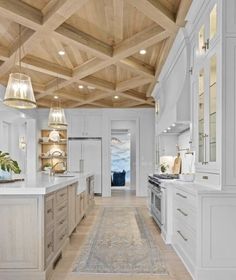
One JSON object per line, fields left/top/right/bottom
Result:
{"left": 71, "top": 92, "right": 111, "bottom": 108}
{"left": 117, "top": 58, "right": 155, "bottom": 78}
{"left": 118, "top": 90, "right": 154, "bottom": 106}
{"left": 44, "top": 25, "right": 169, "bottom": 93}
{"left": 0, "top": 0, "right": 89, "bottom": 78}
{"left": 116, "top": 76, "right": 152, "bottom": 92}
{"left": 55, "top": 23, "right": 113, "bottom": 59}
{"left": 0, "top": 0, "right": 42, "bottom": 30}
{"left": 128, "top": 0, "right": 177, "bottom": 32}
{"left": 21, "top": 55, "right": 72, "bottom": 80}
{"left": 176, "top": 0, "right": 192, "bottom": 27}
{"left": 113, "top": 24, "right": 169, "bottom": 58}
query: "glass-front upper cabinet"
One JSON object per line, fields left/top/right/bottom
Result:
{"left": 195, "top": 47, "right": 219, "bottom": 170}
{"left": 197, "top": 3, "right": 218, "bottom": 57}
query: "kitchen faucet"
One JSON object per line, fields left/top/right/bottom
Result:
{"left": 50, "top": 151, "right": 66, "bottom": 176}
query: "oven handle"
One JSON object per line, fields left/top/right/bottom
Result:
{"left": 151, "top": 188, "right": 162, "bottom": 197}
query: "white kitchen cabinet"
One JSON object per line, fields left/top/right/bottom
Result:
{"left": 196, "top": 2, "right": 219, "bottom": 62}
{"left": 192, "top": 0, "right": 222, "bottom": 187}
{"left": 69, "top": 114, "right": 102, "bottom": 137}
{"left": 171, "top": 183, "right": 236, "bottom": 280}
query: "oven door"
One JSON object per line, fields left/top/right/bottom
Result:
{"left": 151, "top": 188, "right": 162, "bottom": 228}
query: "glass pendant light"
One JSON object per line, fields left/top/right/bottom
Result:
{"left": 48, "top": 105, "right": 68, "bottom": 129}
{"left": 48, "top": 81, "right": 67, "bottom": 129}
{"left": 3, "top": 25, "right": 36, "bottom": 109}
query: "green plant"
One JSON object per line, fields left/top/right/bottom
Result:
{"left": 43, "top": 163, "right": 52, "bottom": 168}
{"left": 160, "top": 162, "right": 169, "bottom": 173}
{"left": 0, "top": 151, "right": 21, "bottom": 174}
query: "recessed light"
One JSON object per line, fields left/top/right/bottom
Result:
{"left": 54, "top": 96, "right": 58, "bottom": 99}
{"left": 114, "top": 95, "right": 119, "bottom": 99}
{"left": 163, "top": 130, "right": 167, "bottom": 133}
{"left": 139, "top": 49, "right": 147, "bottom": 55}
{"left": 172, "top": 123, "right": 176, "bottom": 127}
{"left": 167, "top": 127, "right": 171, "bottom": 130}
{"left": 58, "top": 50, "right": 65, "bottom": 56}
{"left": 78, "top": 85, "right": 84, "bottom": 89}
{"left": 88, "top": 86, "right": 96, "bottom": 90}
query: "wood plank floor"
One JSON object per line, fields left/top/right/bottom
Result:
{"left": 51, "top": 189, "right": 192, "bottom": 280}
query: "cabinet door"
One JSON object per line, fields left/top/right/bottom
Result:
{"left": 68, "top": 185, "right": 76, "bottom": 235}
{"left": 68, "top": 115, "right": 85, "bottom": 137}
{"left": 196, "top": 2, "right": 218, "bottom": 61}
{"left": 195, "top": 45, "right": 220, "bottom": 172}
{"left": 85, "top": 115, "right": 102, "bottom": 137}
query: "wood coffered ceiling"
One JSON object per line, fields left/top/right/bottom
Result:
{"left": 0, "top": 0, "right": 192, "bottom": 108}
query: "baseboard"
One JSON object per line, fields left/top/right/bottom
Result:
{"left": 196, "top": 268, "right": 236, "bottom": 280}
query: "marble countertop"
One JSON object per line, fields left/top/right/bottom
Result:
{"left": 0, "top": 172, "right": 92, "bottom": 195}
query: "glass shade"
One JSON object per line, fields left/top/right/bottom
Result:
{"left": 48, "top": 106, "right": 67, "bottom": 129}
{"left": 3, "top": 73, "right": 36, "bottom": 109}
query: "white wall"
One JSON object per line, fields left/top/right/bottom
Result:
{"left": 37, "top": 108, "right": 155, "bottom": 197}
{"left": 0, "top": 84, "right": 37, "bottom": 175}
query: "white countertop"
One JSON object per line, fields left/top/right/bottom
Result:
{"left": 0, "top": 172, "right": 92, "bottom": 195}
{"left": 159, "top": 179, "right": 236, "bottom": 195}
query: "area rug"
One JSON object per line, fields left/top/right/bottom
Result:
{"left": 73, "top": 207, "right": 168, "bottom": 274}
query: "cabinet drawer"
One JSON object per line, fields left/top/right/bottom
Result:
{"left": 195, "top": 172, "right": 220, "bottom": 187}
{"left": 56, "top": 188, "right": 68, "bottom": 205}
{"left": 45, "top": 194, "right": 55, "bottom": 228}
{"left": 55, "top": 214, "right": 67, "bottom": 233}
{"left": 55, "top": 225, "right": 67, "bottom": 251}
{"left": 174, "top": 200, "right": 196, "bottom": 232}
{"left": 174, "top": 218, "right": 196, "bottom": 262}
{"left": 56, "top": 200, "right": 67, "bottom": 218}
{"left": 174, "top": 188, "right": 197, "bottom": 209}
{"left": 45, "top": 228, "right": 54, "bottom": 266}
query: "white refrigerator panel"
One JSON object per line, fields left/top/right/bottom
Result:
{"left": 68, "top": 139, "right": 102, "bottom": 194}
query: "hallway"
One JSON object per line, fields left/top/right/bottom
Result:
{"left": 51, "top": 193, "right": 192, "bottom": 280}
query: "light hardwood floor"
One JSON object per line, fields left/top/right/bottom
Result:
{"left": 51, "top": 189, "right": 192, "bottom": 280}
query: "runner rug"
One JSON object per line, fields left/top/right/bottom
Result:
{"left": 73, "top": 207, "right": 168, "bottom": 274}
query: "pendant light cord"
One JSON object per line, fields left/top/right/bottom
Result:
{"left": 19, "top": 24, "right": 21, "bottom": 74}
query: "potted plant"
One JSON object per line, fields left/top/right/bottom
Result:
{"left": 160, "top": 162, "right": 169, "bottom": 173}
{"left": 0, "top": 151, "right": 21, "bottom": 180}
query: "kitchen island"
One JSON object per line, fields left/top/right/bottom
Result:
{"left": 0, "top": 172, "right": 95, "bottom": 280}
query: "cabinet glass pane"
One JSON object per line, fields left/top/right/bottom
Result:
{"left": 210, "top": 4, "right": 217, "bottom": 40}
{"left": 198, "top": 25, "right": 205, "bottom": 54}
{"left": 198, "top": 69, "right": 205, "bottom": 163}
{"left": 209, "top": 55, "right": 217, "bottom": 162}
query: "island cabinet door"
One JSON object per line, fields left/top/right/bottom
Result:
{"left": 0, "top": 197, "right": 39, "bottom": 269}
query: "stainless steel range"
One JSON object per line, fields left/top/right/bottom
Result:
{"left": 148, "top": 174, "right": 178, "bottom": 228}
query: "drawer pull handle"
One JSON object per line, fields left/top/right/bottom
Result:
{"left": 59, "top": 219, "right": 65, "bottom": 225}
{"left": 47, "top": 241, "right": 53, "bottom": 249}
{"left": 176, "top": 192, "right": 187, "bottom": 199}
{"left": 177, "top": 230, "right": 188, "bottom": 242}
{"left": 177, "top": 208, "right": 188, "bottom": 216}
{"left": 47, "top": 209, "right": 53, "bottom": 214}
{"left": 202, "top": 176, "right": 208, "bottom": 180}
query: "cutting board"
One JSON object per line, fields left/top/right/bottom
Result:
{"left": 172, "top": 155, "right": 182, "bottom": 174}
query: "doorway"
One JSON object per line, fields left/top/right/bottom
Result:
{"left": 110, "top": 120, "right": 137, "bottom": 196}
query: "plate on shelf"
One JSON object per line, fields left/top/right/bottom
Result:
{"left": 49, "top": 147, "right": 64, "bottom": 156}
{"left": 49, "top": 131, "right": 60, "bottom": 142}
